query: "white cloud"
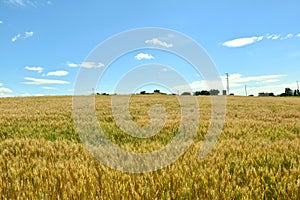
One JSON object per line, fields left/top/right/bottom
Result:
{"left": 173, "top": 79, "right": 224, "bottom": 93}
{"left": 222, "top": 36, "right": 264, "bottom": 48}
{"left": 23, "top": 77, "right": 69, "bottom": 85}
{"left": 12, "top": 34, "right": 21, "bottom": 42}
{"left": 266, "top": 34, "right": 281, "bottom": 40}
{"left": 24, "top": 66, "right": 43, "bottom": 73}
{"left": 257, "top": 36, "right": 264, "bottom": 41}
{"left": 0, "top": 21, "right": 3, "bottom": 24}
{"left": 220, "top": 74, "right": 290, "bottom": 95}
{"left": 67, "top": 61, "right": 104, "bottom": 68}
{"left": 0, "top": 88, "right": 13, "bottom": 97}
{"left": 173, "top": 73, "right": 289, "bottom": 96}
{"left": 12, "top": 32, "right": 34, "bottom": 42}
{"left": 134, "top": 53, "right": 155, "bottom": 60}
{"left": 24, "top": 31, "right": 34, "bottom": 38}
{"left": 281, "top": 33, "right": 293, "bottom": 40}
{"left": 67, "top": 61, "right": 105, "bottom": 69}
{"left": 5, "top": 0, "right": 53, "bottom": 8}
{"left": 46, "top": 70, "right": 68, "bottom": 77}
{"left": 145, "top": 38, "right": 173, "bottom": 48}
{"left": 5, "top": 0, "right": 36, "bottom": 7}
{"left": 0, "top": 83, "right": 13, "bottom": 97}
{"left": 0, "top": 87, "right": 13, "bottom": 93}
{"left": 263, "top": 79, "right": 281, "bottom": 83}
{"left": 67, "top": 61, "right": 79, "bottom": 67}
{"left": 221, "top": 73, "right": 287, "bottom": 84}
{"left": 41, "top": 86, "right": 57, "bottom": 90}
{"left": 224, "top": 33, "right": 299, "bottom": 48}
{"left": 237, "top": 82, "right": 296, "bottom": 96}
{"left": 80, "top": 62, "right": 105, "bottom": 68}
{"left": 81, "top": 61, "right": 105, "bottom": 68}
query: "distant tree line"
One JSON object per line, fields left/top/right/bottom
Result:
{"left": 140, "top": 89, "right": 220, "bottom": 96}
{"left": 259, "top": 88, "right": 300, "bottom": 97}
{"left": 95, "top": 87, "right": 300, "bottom": 97}
{"left": 279, "top": 88, "right": 300, "bottom": 96}
{"left": 139, "top": 89, "right": 223, "bottom": 96}
{"left": 193, "top": 89, "right": 220, "bottom": 96}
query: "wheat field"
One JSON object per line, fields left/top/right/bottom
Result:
{"left": 0, "top": 95, "right": 299, "bottom": 199}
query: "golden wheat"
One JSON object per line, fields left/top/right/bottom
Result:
{"left": 0, "top": 95, "right": 299, "bottom": 199}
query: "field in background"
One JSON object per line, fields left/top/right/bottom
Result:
{"left": 0, "top": 95, "right": 299, "bottom": 199}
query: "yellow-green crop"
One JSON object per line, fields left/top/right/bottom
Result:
{"left": 0, "top": 95, "right": 299, "bottom": 199}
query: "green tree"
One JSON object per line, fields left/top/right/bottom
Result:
{"left": 200, "top": 90, "right": 210, "bottom": 95}
{"left": 285, "top": 88, "right": 293, "bottom": 96}
{"left": 194, "top": 91, "right": 201, "bottom": 96}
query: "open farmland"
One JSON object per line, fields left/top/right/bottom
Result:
{"left": 0, "top": 95, "right": 299, "bottom": 199}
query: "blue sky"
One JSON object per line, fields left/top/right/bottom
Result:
{"left": 0, "top": 0, "right": 300, "bottom": 97}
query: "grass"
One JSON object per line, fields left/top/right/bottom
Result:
{"left": 0, "top": 95, "right": 299, "bottom": 199}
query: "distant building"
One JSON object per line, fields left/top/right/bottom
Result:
{"left": 209, "top": 89, "right": 220, "bottom": 96}
{"left": 258, "top": 92, "right": 274, "bottom": 96}
{"left": 222, "top": 90, "right": 227, "bottom": 95}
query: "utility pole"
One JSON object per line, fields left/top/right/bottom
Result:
{"left": 226, "top": 73, "right": 229, "bottom": 95}
{"left": 245, "top": 85, "right": 247, "bottom": 96}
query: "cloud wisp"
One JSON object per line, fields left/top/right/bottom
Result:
{"left": 0, "top": 83, "right": 13, "bottom": 97}
{"left": 223, "top": 33, "right": 300, "bottom": 48}
{"left": 145, "top": 38, "right": 173, "bottom": 48}
{"left": 46, "top": 70, "right": 69, "bottom": 77}
{"left": 41, "top": 86, "right": 58, "bottom": 90}
{"left": 23, "top": 77, "right": 69, "bottom": 85}
{"left": 25, "top": 66, "right": 43, "bottom": 73}
{"left": 12, "top": 32, "right": 34, "bottom": 42}
{"left": 81, "top": 61, "right": 104, "bottom": 68}
{"left": 173, "top": 73, "right": 288, "bottom": 95}
{"left": 134, "top": 53, "right": 154, "bottom": 60}
{"left": 67, "top": 61, "right": 105, "bottom": 69}
{"left": 222, "top": 36, "right": 264, "bottom": 48}
{"left": 3, "top": 0, "right": 53, "bottom": 7}
{"left": 66, "top": 62, "right": 79, "bottom": 67}
{"left": 0, "top": 87, "right": 13, "bottom": 93}
{"left": 24, "top": 31, "right": 34, "bottom": 38}
{"left": 12, "top": 34, "right": 21, "bottom": 42}
{"left": 220, "top": 73, "right": 287, "bottom": 84}
{"left": 5, "top": 0, "right": 35, "bottom": 7}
